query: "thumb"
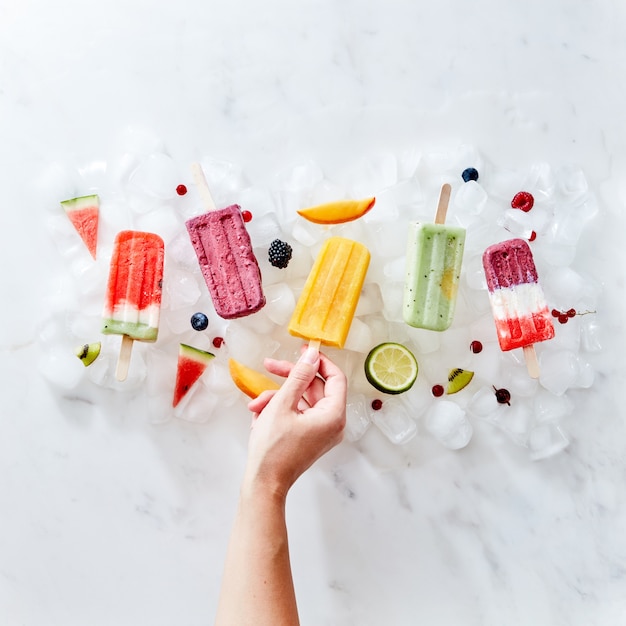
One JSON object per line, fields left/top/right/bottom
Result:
{"left": 276, "top": 346, "right": 320, "bottom": 409}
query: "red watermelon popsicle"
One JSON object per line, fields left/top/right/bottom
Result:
{"left": 60, "top": 194, "right": 100, "bottom": 259}
{"left": 102, "top": 230, "right": 165, "bottom": 381}
{"left": 482, "top": 238, "right": 554, "bottom": 378}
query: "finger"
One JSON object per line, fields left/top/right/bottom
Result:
{"left": 274, "top": 346, "right": 320, "bottom": 410}
{"left": 263, "top": 357, "right": 295, "bottom": 379}
{"left": 247, "top": 389, "right": 278, "bottom": 414}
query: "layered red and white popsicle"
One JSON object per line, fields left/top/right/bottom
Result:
{"left": 102, "top": 230, "right": 164, "bottom": 380}
{"left": 186, "top": 164, "right": 265, "bottom": 319}
{"left": 482, "top": 238, "right": 554, "bottom": 352}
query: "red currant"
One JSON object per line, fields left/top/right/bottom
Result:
{"left": 212, "top": 337, "right": 224, "bottom": 348}
{"left": 567, "top": 308, "right": 576, "bottom": 318}
{"left": 558, "top": 314, "right": 569, "bottom": 324}
{"left": 371, "top": 399, "right": 383, "bottom": 411}
{"left": 493, "top": 387, "right": 511, "bottom": 405}
{"left": 242, "top": 210, "right": 253, "bottom": 223}
{"left": 432, "top": 385, "right": 445, "bottom": 397}
{"left": 176, "top": 184, "right": 187, "bottom": 196}
{"left": 551, "top": 309, "right": 560, "bottom": 318}
{"left": 511, "top": 191, "right": 534, "bottom": 212}
{"left": 529, "top": 230, "right": 537, "bottom": 242}
{"left": 470, "top": 340, "right": 483, "bottom": 354}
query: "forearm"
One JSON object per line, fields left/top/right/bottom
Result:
{"left": 215, "top": 482, "right": 299, "bottom": 626}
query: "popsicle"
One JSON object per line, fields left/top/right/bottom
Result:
{"left": 403, "top": 184, "right": 466, "bottom": 331}
{"left": 102, "top": 230, "right": 165, "bottom": 381}
{"left": 288, "top": 236, "right": 370, "bottom": 349}
{"left": 186, "top": 163, "right": 265, "bottom": 319}
{"left": 482, "top": 238, "right": 554, "bottom": 377}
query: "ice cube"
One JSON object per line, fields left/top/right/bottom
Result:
{"left": 557, "top": 164, "right": 588, "bottom": 199}
{"left": 163, "top": 268, "right": 201, "bottom": 311}
{"left": 275, "top": 160, "right": 324, "bottom": 194}
{"left": 454, "top": 181, "right": 488, "bottom": 219}
{"left": 355, "top": 282, "right": 383, "bottom": 316}
{"left": 424, "top": 401, "right": 473, "bottom": 450}
{"left": 524, "top": 162, "right": 555, "bottom": 197}
{"left": 539, "top": 349, "right": 580, "bottom": 395}
{"left": 246, "top": 212, "right": 284, "bottom": 248}
{"left": 344, "top": 393, "right": 371, "bottom": 441}
{"left": 175, "top": 383, "right": 221, "bottom": 423}
{"left": 230, "top": 186, "right": 277, "bottom": 219}
{"left": 203, "top": 362, "right": 239, "bottom": 407}
{"left": 528, "top": 422, "right": 569, "bottom": 461}
{"left": 492, "top": 400, "right": 533, "bottom": 446}
{"left": 199, "top": 158, "right": 248, "bottom": 200}
{"left": 498, "top": 208, "right": 533, "bottom": 239}
{"left": 38, "top": 350, "right": 85, "bottom": 390}
{"left": 383, "top": 257, "right": 406, "bottom": 282}
{"left": 467, "top": 386, "right": 500, "bottom": 420}
{"left": 77, "top": 160, "right": 108, "bottom": 191}
{"left": 580, "top": 317, "right": 602, "bottom": 352}
{"left": 463, "top": 253, "right": 488, "bottom": 291}
{"left": 550, "top": 195, "right": 599, "bottom": 247}
{"left": 291, "top": 219, "right": 325, "bottom": 247}
{"left": 264, "top": 282, "right": 296, "bottom": 326}
{"left": 543, "top": 266, "right": 589, "bottom": 307}
{"left": 348, "top": 152, "right": 398, "bottom": 198}
{"left": 405, "top": 327, "right": 440, "bottom": 354}
{"left": 380, "top": 282, "right": 404, "bottom": 323}
{"left": 534, "top": 389, "right": 574, "bottom": 423}
{"left": 225, "top": 323, "right": 279, "bottom": 364}
{"left": 134, "top": 207, "right": 181, "bottom": 244}
{"left": 344, "top": 318, "right": 372, "bottom": 354}
{"left": 128, "top": 153, "right": 180, "bottom": 200}
{"left": 370, "top": 398, "right": 417, "bottom": 445}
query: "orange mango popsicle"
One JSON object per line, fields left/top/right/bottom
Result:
{"left": 288, "top": 237, "right": 370, "bottom": 349}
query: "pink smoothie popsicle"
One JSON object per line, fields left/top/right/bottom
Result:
{"left": 186, "top": 164, "right": 265, "bottom": 319}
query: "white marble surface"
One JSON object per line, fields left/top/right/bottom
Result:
{"left": 2, "top": 1, "right": 626, "bottom": 624}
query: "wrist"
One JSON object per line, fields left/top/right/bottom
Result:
{"left": 241, "top": 469, "right": 289, "bottom": 508}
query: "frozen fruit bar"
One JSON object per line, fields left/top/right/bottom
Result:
{"left": 288, "top": 237, "right": 370, "bottom": 348}
{"left": 482, "top": 238, "right": 554, "bottom": 351}
{"left": 403, "top": 222, "right": 465, "bottom": 331}
{"left": 102, "top": 230, "right": 164, "bottom": 342}
{"left": 186, "top": 205, "right": 265, "bottom": 319}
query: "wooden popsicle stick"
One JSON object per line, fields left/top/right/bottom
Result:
{"left": 307, "top": 339, "right": 321, "bottom": 355}
{"left": 523, "top": 344, "right": 540, "bottom": 379}
{"left": 190, "top": 162, "right": 217, "bottom": 212}
{"left": 116, "top": 334, "right": 134, "bottom": 381}
{"left": 434, "top": 183, "right": 452, "bottom": 224}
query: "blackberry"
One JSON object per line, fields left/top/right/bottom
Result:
{"left": 461, "top": 167, "right": 479, "bottom": 182}
{"left": 268, "top": 239, "right": 293, "bottom": 269}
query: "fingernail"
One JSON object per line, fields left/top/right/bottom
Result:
{"left": 300, "top": 346, "right": 319, "bottom": 365}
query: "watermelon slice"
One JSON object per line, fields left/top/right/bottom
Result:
{"left": 60, "top": 194, "right": 100, "bottom": 259}
{"left": 172, "top": 344, "right": 215, "bottom": 407}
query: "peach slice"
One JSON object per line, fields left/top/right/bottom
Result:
{"left": 297, "top": 197, "right": 375, "bottom": 224}
{"left": 229, "top": 358, "right": 281, "bottom": 398}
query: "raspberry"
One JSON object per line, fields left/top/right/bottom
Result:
{"left": 268, "top": 239, "right": 293, "bottom": 269}
{"left": 511, "top": 191, "right": 534, "bottom": 212}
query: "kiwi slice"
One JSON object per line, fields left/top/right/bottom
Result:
{"left": 447, "top": 368, "right": 474, "bottom": 394}
{"left": 75, "top": 342, "right": 101, "bottom": 367}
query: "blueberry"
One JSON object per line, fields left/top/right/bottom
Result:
{"left": 190, "top": 312, "right": 209, "bottom": 331}
{"left": 461, "top": 167, "right": 479, "bottom": 182}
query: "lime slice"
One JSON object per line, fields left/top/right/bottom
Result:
{"left": 364, "top": 342, "right": 418, "bottom": 394}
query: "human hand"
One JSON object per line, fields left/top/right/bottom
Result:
{"left": 242, "top": 346, "right": 347, "bottom": 500}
